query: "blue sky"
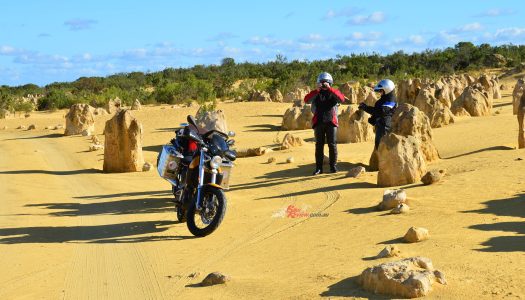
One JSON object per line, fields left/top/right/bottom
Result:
{"left": 1, "top": 0, "right": 523, "bottom": 86}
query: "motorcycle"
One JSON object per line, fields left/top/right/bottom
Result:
{"left": 157, "top": 115, "right": 236, "bottom": 237}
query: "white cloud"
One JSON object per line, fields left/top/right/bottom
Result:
{"left": 64, "top": 19, "right": 97, "bottom": 31}
{"left": 323, "top": 7, "right": 362, "bottom": 20}
{"left": 244, "top": 36, "right": 294, "bottom": 47}
{"left": 298, "top": 33, "right": 325, "bottom": 43}
{"left": 485, "top": 27, "right": 525, "bottom": 43}
{"left": 0, "top": 46, "right": 18, "bottom": 55}
{"left": 452, "top": 22, "right": 483, "bottom": 33}
{"left": 475, "top": 8, "right": 516, "bottom": 17}
{"left": 206, "top": 32, "right": 238, "bottom": 42}
{"left": 350, "top": 31, "right": 383, "bottom": 41}
{"left": 347, "top": 11, "right": 385, "bottom": 25}
{"left": 428, "top": 31, "right": 461, "bottom": 47}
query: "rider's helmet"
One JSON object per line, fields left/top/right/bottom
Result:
{"left": 374, "top": 79, "right": 395, "bottom": 94}
{"left": 316, "top": 72, "right": 333, "bottom": 86}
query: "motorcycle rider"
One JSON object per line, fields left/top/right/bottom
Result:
{"left": 304, "top": 72, "right": 345, "bottom": 175}
{"left": 358, "top": 79, "right": 397, "bottom": 150}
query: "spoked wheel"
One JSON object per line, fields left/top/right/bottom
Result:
{"left": 186, "top": 185, "right": 227, "bottom": 237}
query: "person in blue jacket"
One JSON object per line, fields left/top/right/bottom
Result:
{"left": 358, "top": 79, "right": 397, "bottom": 149}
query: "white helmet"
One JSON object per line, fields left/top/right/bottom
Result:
{"left": 374, "top": 79, "right": 395, "bottom": 94}
{"left": 316, "top": 72, "right": 333, "bottom": 86}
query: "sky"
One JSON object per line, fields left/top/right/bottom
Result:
{"left": 0, "top": 0, "right": 524, "bottom": 86}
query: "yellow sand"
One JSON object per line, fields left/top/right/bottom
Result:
{"left": 0, "top": 83, "right": 524, "bottom": 299}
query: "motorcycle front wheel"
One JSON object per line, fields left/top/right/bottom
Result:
{"left": 186, "top": 185, "right": 227, "bottom": 237}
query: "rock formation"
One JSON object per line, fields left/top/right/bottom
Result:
{"left": 196, "top": 109, "right": 228, "bottom": 133}
{"left": 64, "top": 103, "right": 95, "bottom": 136}
{"left": 513, "top": 78, "right": 525, "bottom": 115}
{"left": 413, "top": 85, "right": 455, "bottom": 128}
{"left": 103, "top": 110, "right": 144, "bottom": 172}
{"left": 519, "top": 93, "right": 525, "bottom": 149}
{"left": 131, "top": 99, "right": 142, "bottom": 110}
{"left": 337, "top": 105, "right": 374, "bottom": 143}
{"left": 377, "top": 134, "right": 427, "bottom": 187}
{"left": 281, "top": 105, "right": 313, "bottom": 130}
{"left": 106, "top": 97, "right": 122, "bottom": 114}
{"left": 452, "top": 84, "right": 492, "bottom": 117}
{"left": 391, "top": 103, "right": 440, "bottom": 163}
{"left": 358, "top": 257, "right": 446, "bottom": 298}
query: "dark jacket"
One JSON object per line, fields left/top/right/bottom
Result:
{"left": 360, "top": 91, "right": 397, "bottom": 131}
{"left": 304, "top": 87, "right": 345, "bottom": 128}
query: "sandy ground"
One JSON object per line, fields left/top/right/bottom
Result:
{"left": 0, "top": 82, "right": 524, "bottom": 299}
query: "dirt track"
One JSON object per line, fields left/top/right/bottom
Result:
{"left": 0, "top": 89, "right": 524, "bottom": 299}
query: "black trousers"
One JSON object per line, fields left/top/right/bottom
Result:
{"left": 314, "top": 122, "right": 337, "bottom": 169}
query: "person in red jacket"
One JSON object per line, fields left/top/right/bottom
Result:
{"left": 304, "top": 72, "right": 345, "bottom": 175}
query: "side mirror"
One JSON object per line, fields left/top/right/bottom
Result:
{"left": 228, "top": 131, "right": 236, "bottom": 137}
{"left": 227, "top": 139, "right": 235, "bottom": 146}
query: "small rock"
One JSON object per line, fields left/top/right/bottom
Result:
{"left": 91, "top": 135, "right": 101, "bottom": 145}
{"left": 267, "top": 157, "right": 276, "bottom": 163}
{"left": 391, "top": 203, "right": 410, "bottom": 214}
{"left": 142, "top": 162, "right": 152, "bottom": 172}
{"left": 44, "top": 126, "right": 51, "bottom": 130}
{"left": 286, "top": 157, "right": 294, "bottom": 163}
{"left": 280, "top": 133, "right": 303, "bottom": 150}
{"left": 347, "top": 166, "right": 366, "bottom": 178}
{"left": 17, "top": 125, "right": 26, "bottom": 130}
{"left": 27, "top": 124, "right": 36, "bottom": 130}
{"left": 378, "top": 189, "right": 407, "bottom": 210}
{"left": 403, "top": 227, "right": 430, "bottom": 243}
{"left": 236, "top": 146, "right": 273, "bottom": 158}
{"left": 516, "top": 157, "right": 523, "bottom": 161}
{"left": 201, "top": 272, "right": 231, "bottom": 286}
{"left": 89, "top": 144, "right": 104, "bottom": 152}
{"left": 188, "top": 272, "right": 200, "bottom": 278}
{"left": 433, "top": 270, "right": 447, "bottom": 285}
{"left": 421, "top": 169, "right": 445, "bottom": 185}
{"left": 495, "top": 110, "right": 501, "bottom": 115}
{"left": 377, "top": 245, "right": 401, "bottom": 258}
{"left": 81, "top": 129, "right": 91, "bottom": 136}
{"left": 24, "top": 113, "right": 31, "bottom": 118}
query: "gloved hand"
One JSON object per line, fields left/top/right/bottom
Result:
{"left": 358, "top": 102, "right": 367, "bottom": 110}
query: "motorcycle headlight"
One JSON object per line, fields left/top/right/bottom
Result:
{"left": 210, "top": 156, "right": 222, "bottom": 169}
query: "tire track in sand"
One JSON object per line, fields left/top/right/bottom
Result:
{"left": 169, "top": 191, "right": 339, "bottom": 294}
{"left": 18, "top": 134, "right": 166, "bottom": 300}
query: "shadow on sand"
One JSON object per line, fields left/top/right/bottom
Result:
{"left": 0, "top": 220, "right": 195, "bottom": 244}
{"left": 462, "top": 193, "right": 525, "bottom": 252}
{"left": 320, "top": 276, "right": 392, "bottom": 299}
{"left": 3, "top": 133, "right": 64, "bottom": 141}
{"left": 0, "top": 168, "right": 100, "bottom": 175}
{"left": 244, "top": 124, "right": 282, "bottom": 132}
{"left": 26, "top": 195, "right": 174, "bottom": 217}
{"left": 230, "top": 162, "right": 374, "bottom": 194}
{"left": 443, "top": 145, "right": 514, "bottom": 160}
